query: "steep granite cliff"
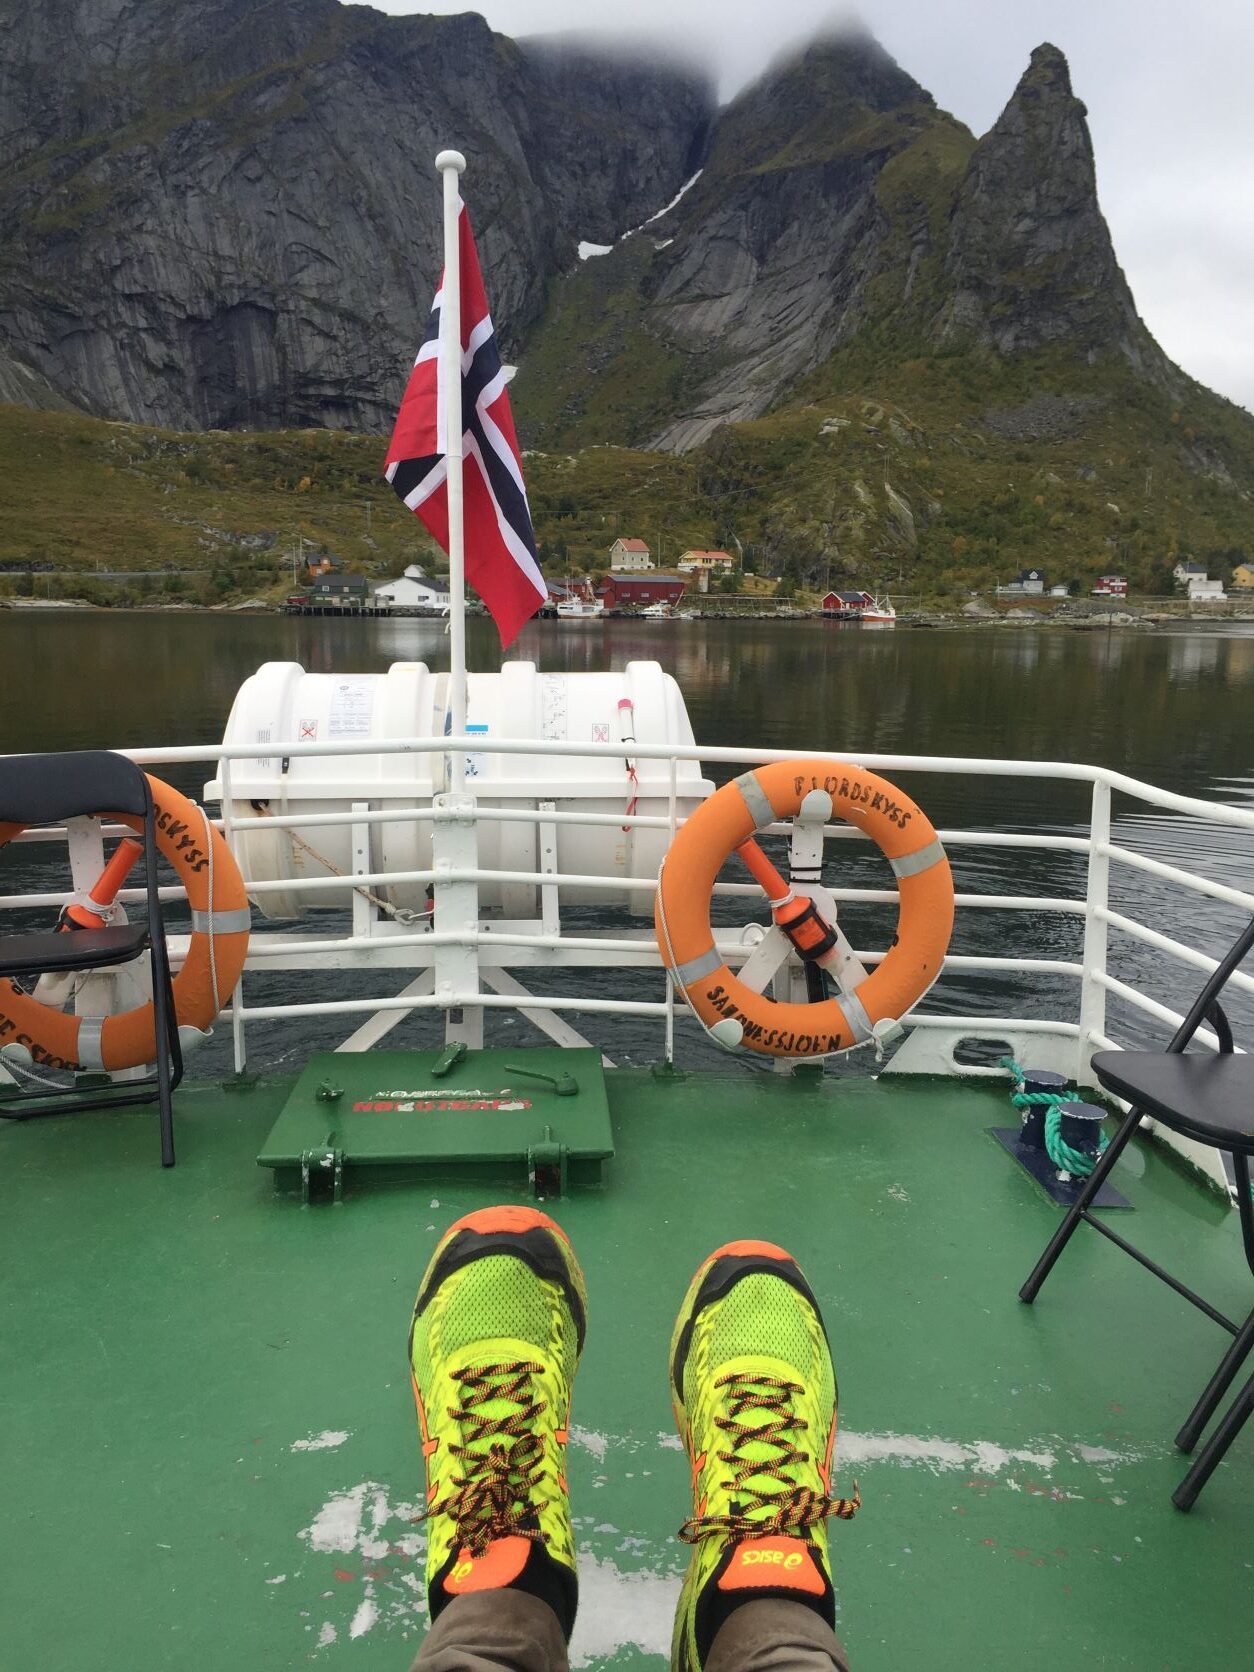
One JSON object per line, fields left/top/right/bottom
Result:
{"left": 520, "top": 33, "right": 1200, "bottom": 451}
{"left": 0, "top": 0, "right": 712, "bottom": 429}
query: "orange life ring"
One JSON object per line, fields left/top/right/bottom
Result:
{"left": 0, "top": 776, "right": 250, "bottom": 1072}
{"left": 655, "top": 758, "right": 954, "bottom": 1058}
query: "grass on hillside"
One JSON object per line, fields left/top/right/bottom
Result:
{"left": 2, "top": 330, "right": 1252, "bottom": 610}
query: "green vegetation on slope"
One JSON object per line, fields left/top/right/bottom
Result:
{"left": 2, "top": 330, "right": 1252, "bottom": 609}
{"left": 513, "top": 237, "right": 697, "bottom": 450}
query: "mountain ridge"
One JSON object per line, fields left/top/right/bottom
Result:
{"left": 0, "top": 0, "right": 713, "bottom": 429}
{"left": 2, "top": 10, "right": 1253, "bottom": 600}
{"left": 519, "top": 32, "right": 1204, "bottom": 454}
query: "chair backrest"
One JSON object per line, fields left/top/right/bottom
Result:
{"left": 0, "top": 750, "right": 152, "bottom": 826}
{"left": 1168, "top": 912, "right": 1254, "bottom": 1053}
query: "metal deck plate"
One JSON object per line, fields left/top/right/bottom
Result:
{"left": 257, "top": 1047, "right": 613, "bottom": 1194}
{"left": 990, "top": 1126, "right": 1132, "bottom": 1209}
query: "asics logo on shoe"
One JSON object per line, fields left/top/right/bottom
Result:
{"left": 739, "top": 1548, "right": 805, "bottom": 1569}
{"left": 720, "top": 1536, "right": 824, "bottom": 1595}
{"left": 443, "top": 1534, "right": 532, "bottom": 1594}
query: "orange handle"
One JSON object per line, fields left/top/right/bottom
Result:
{"left": 736, "top": 838, "right": 837, "bottom": 958}
{"left": 735, "top": 839, "right": 791, "bottom": 904}
{"left": 62, "top": 838, "right": 144, "bottom": 930}
{"left": 89, "top": 838, "right": 144, "bottom": 904}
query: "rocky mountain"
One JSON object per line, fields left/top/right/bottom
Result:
{"left": 937, "top": 45, "right": 1168, "bottom": 380}
{"left": 522, "top": 36, "right": 1193, "bottom": 451}
{"left": 3, "top": 0, "right": 1252, "bottom": 576}
{"left": 0, "top": 0, "right": 712, "bottom": 429}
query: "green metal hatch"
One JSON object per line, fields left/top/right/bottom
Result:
{"left": 256, "top": 1046, "right": 613, "bottom": 1199}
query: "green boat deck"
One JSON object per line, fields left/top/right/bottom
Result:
{"left": 3, "top": 1070, "right": 1251, "bottom": 1669}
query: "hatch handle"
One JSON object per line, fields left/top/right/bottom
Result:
{"left": 505, "top": 1063, "right": 580, "bottom": 1097}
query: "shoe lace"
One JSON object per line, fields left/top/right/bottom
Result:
{"left": 421, "top": 1360, "right": 551, "bottom": 1557}
{"left": 679, "top": 1371, "right": 860, "bottom": 1545}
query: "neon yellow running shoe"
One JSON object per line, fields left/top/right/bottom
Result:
{"left": 668, "top": 1239, "right": 859, "bottom": 1672}
{"left": 408, "top": 1205, "right": 587, "bottom": 1638}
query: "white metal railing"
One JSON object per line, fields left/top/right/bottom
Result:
{"left": 3, "top": 734, "right": 1253, "bottom": 1087}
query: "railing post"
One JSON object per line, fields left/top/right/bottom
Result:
{"left": 1077, "top": 776, "right": 1111, "bottom": 1085}
{"left": 663, "top": 757, "right": 678, "bottom": 1066}
{"left": 218, "top": 755, "right": 248, "bottom": 1076}
{"left": 432, "top": 788, "right": 482, "bottom": 1048}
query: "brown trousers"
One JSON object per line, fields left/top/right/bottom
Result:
{"left": 411, "top": 1589, "right": 851, "bottom": 1672}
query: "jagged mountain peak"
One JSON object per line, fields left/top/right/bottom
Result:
{"left": 1019, "top": 41, "right": 1075, "bottom": 90}
{"left": 545, "top": 23, "right": 969, "bottom": 451}
{"left": 935, "top": 39, "right": 1168, "bottom": 380}
{"left": 985, "top": 39, "right": 1091, "bottom": 156}
{"left": 766, "top": 24, "right": 932, "bottom": 109}
{"left": 707, "top": 23, "right": 934, "bottom": 167}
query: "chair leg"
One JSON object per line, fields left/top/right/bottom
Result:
{"left": 1234, "top": 1152, "right": 1254, "bottom": 1277}
{"left": 1176, "top": 1306, "right": 1254, "bottom": 1453}
{"left": 1172, "top": 1369, "right": 1254, "bottom": 1511}
{"left": 149, "top": 943, "right": 176, "bottom": 1169}
{"left": 1019, "top": 1105, "right": 1142, "bottom": 1304}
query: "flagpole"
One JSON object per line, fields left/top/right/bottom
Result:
{"left": 436, "top": 147, "right": 467, "bottom": 791}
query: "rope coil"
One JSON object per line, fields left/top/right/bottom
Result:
{"left": 1000, "top": 1057, "right": 1108, "bottom": 1177}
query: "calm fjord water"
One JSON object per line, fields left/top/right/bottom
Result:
{"left": 1, "top": 610, "right": 1251, "bottom": 1064}
{"left": 3, "top": 609, "right": 1254, "bottom": 781}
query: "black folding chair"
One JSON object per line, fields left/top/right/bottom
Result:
{"left": 0, "top": 750, "right": 183, "bottom": 1166}
{"left": 1019, "top": 913, "right": 1254, "bottom": 1509}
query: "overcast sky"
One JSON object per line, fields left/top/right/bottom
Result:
{"left": 369, "top": 1, "right": 1254, "bottom": 413}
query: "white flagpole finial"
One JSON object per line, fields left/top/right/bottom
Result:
{"left": 435, "top": 150, "right": 466, "bottom": 174}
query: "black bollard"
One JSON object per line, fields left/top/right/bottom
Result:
{"left": 1020, "top": 1068, "right": 1068, "bottom": 1150}
{"left": 1055, "top": 1100, "right": 1107, "bottom": 1170}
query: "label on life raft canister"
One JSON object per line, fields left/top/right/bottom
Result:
{"left": 328, "top": 679, "right": 375, "bottom": 738}
{"left": 465, "top": 723, "right": 488, "bottom": 779}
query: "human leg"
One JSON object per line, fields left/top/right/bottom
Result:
{"left": 668, "top": 1240, "right": 857, "bottom": 1672}
{"left": 410, "top": 1589, "right": 569, "bottom": 1672}
{"left": 406, "top": 1206, "right": 586, "bottom": 1671}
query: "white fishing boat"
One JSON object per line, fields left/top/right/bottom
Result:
{"left": 860, "top": 594, "right": 897, "bottom": 624}
{"left": 554, "top": 595, "right": 605, "bottom": 619}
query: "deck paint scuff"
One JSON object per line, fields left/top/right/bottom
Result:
{"left": 301, "top": 1482, "right": 425, "bottom": 1560}
{"left": 837, "top": 1431, "right": 1140, "bottom": 1474}
{"left": 567, "top": 1553, "right": 682, "bottom": 1667}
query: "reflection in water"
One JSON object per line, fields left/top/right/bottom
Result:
{"left": 1, "top": 613, "right": 1251, "bottom": 1068}
{"left": 4, "top": 612, "right": 1254, "bottom": 795}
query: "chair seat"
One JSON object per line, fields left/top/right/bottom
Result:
{"left": 1092, "top": 1051, "right": 1254, "bottom": 1154}
{"left": 0, "top": 923, "right": 150, "bottom": 978}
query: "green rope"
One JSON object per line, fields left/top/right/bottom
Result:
{"left": 999, "top": 1056, "right": 1071, "bottom": 1109}
{"left": 1000, "top": 1057, "right": 1108, "bottom": 1177}
{"left": 1043, "top": 1105, "right": 1108, "bottom": 1177}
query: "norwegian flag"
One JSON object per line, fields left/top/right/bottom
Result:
{"left": 384, "top": 201, "right": 546, "bottom": 646}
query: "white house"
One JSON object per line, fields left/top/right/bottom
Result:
{"left": 1173, "top": 560, "right": 1207, "bottom": 586}
{"left": 609, "top": 538, "right": 653, "bottom": 572}
{"left": 677, "top": 550, "right": 735, "bottom": 574}
{"left": 996, "top": 568, "right": 1047, "bottom": 596}
{"left": 372, "top": 564, "right": 450, "bottom": 612}
{"left": 1187, "top": 576, "right": 1227, "bottom": 602}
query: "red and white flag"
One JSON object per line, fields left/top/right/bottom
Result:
{"left": 384, "top": 201, "right": 546, "bottom": 646}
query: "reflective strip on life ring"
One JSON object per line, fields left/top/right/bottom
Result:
{"left": 0, "top": 775, "right": 250, "bottom": 1072}
{"left": 654, "top": 758, "right": 954, "bottom": 1058}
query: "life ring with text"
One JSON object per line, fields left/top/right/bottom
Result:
{"left": 655, "top": 759, "right": 954, "bottom": 1058}
{"left": 0, "top": 776, "right": 250, "bottom": 1072}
